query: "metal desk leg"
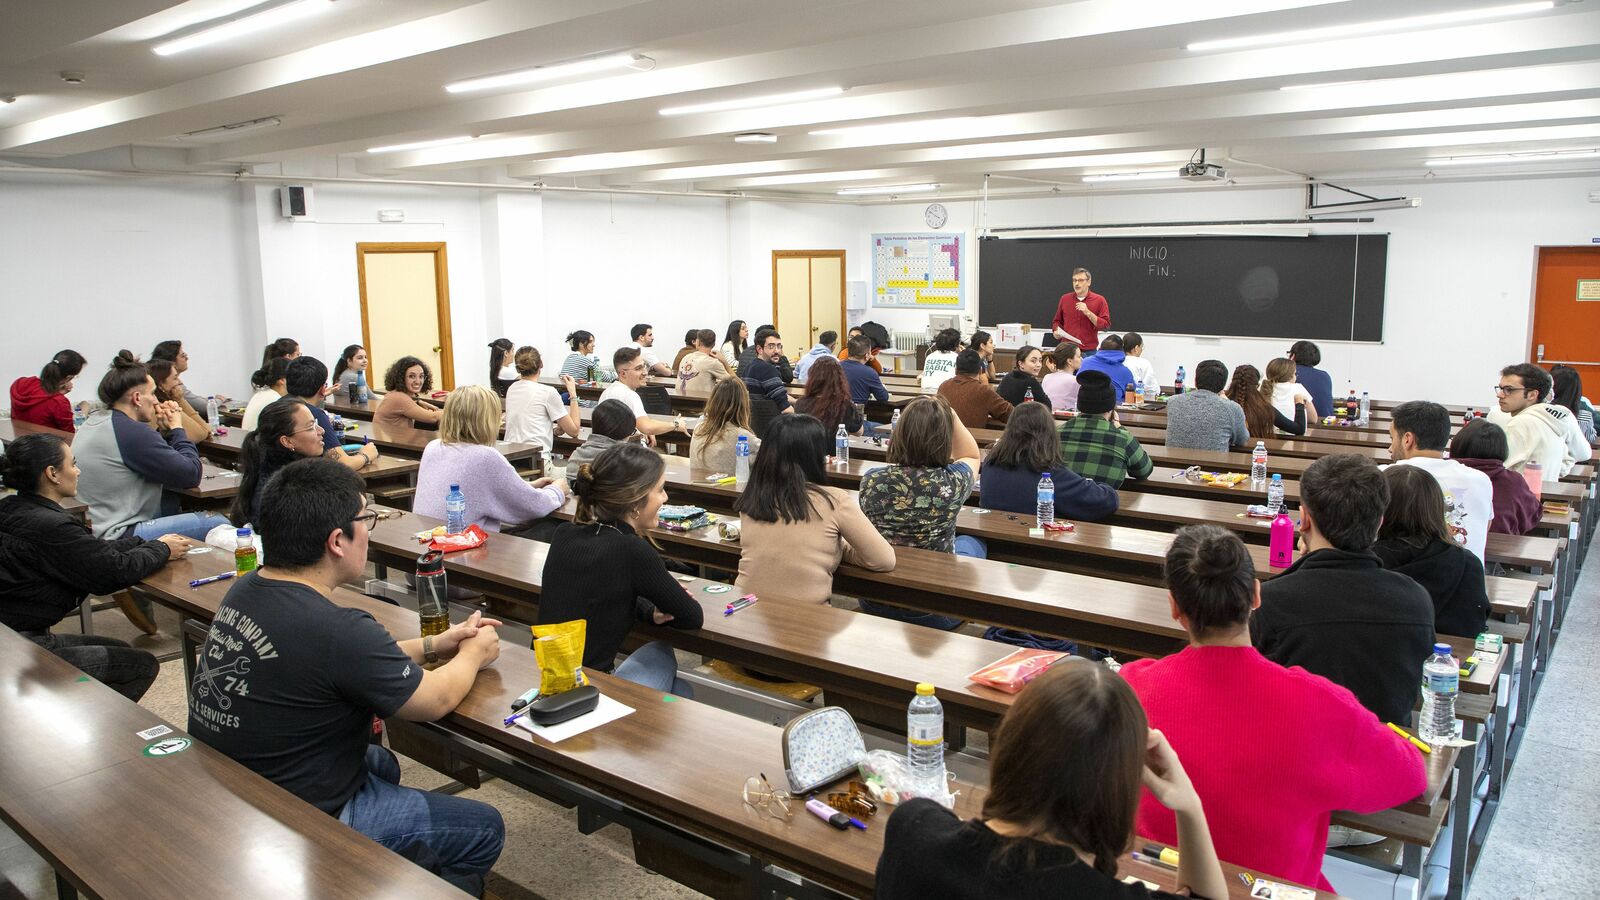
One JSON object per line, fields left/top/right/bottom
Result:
{"left": 55, "top": 872, "right": 77, "bottom": 900}
{"left": 1446, "top": 720, "right": 1479, "bottom": 900}
{"left": 1510, "top": 600, "right": 1538, "bottom": 759}
{"left": 77, "top": 598, "right": 92, "bottom": 635}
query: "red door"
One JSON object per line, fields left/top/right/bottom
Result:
{"left": 1531, "top": 247, "right": 1600, "bottom": 391}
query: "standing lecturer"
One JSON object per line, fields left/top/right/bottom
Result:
{"left": 1051, "top": 267, "right": 1111, "bottom": 349}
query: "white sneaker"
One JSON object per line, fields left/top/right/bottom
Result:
{"left": 1327, "top": 825, "right": 1385, "bottom": 848}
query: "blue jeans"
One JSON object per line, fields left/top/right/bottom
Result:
{"left": 130, "top": 511, "right": 231, "bottom": 541}
{"left": 857, "top": 536, "right": 988, "bottom": 631}
{"left": 339, "top": 745, "right": 504, "bottom": 896}
{"left": 614, "top": 640, "right": 693, "bottom": 698}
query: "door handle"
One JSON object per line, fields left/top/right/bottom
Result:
{"left": 433, "top": 346, "right": 443, "bottom": 353}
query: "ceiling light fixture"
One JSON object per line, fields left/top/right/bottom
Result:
{"left": 1081, "top": 171, "right": 1182, "bottom": 183}
{"left": 1186, "top": 1, "right": 1554, "bottom": 51}
{"left": 659, "top": 86, "right": 843, "bottom": 117}
{"left": 153, "top": 0, "right": 335, "bottom": 56}
{"left": 733, "top": 132, "right": 778, "bottom": 144}
{"left": 178, "top": 116, "right": 282, "bottom": 141}
{"left": 1278, "top": 80, "right": 1369, "bottom": 91}
{"left": 445, "top": 52, "right": 655, "bottom": 94}
{"left": 367, "top": 136, "right": 474, "bottom": 154}
{"left": 836, "top": 183, "right": 940, "bottom": 196}
{"left": 1425, "top": 148, "right": 1600, "bottom": 166}
{"left": 809, "top": 117, "right": 980, "bottom": 141}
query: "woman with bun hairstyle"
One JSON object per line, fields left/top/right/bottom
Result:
{"left": 488, "top": 337, "right": 516, "bottom": 397}
{"left": 1118, "top": 524, "right": 1426, "bottom": 890}
{"left": 537, "top": 442, "right": 703, "bottom": 696}
{"left": 240, "top": 356, "right": 292, "bottom": 431}
{"left": 558, "top": 330, "right": 613, "bottom": 383}
{"left": 375, "top": 356, "right": 444, "bottom": 429}
{"left": 0, "top": 433, "right": 187, "bottom": 699}
{"left": 9, "top": 349, "right": 88, "bottom": 432}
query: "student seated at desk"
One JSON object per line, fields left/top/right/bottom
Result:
{"left": 996, "top": 345, "right": 1047, "bottom": 407}
{"left": 1041, "top": 342, "right": 1083, "bottom": 412}
{"left": 1057, "top": 372, "right": 1153, "bottom": 489}
{"left": 602, "top": 347, "right": 691, "bottom": 437}
{"left": 735, "top": 415, "right": 894, "bottom": 604}
{"left": 286, "top": 357, "right": 381, "bottom": 473}
{"left": 739, "top": 331, "right": 793, "bottom": 414}
{"left": 679, "top": 328, "right": 734, "bottom": 391}
{"left": 1078, "top": 335, "right": 1136, "bottom": 397}
{"left": 332, "top": 344, "right": 369, "bottom": 393}
{"left": 919, "top": 328, "right": 962, "bottom": 390}
{"left": 487, "top": 338, "right": 516, "bottom": 396}
{"left": 147, "top": 357, "right": 211, "bottom": 443}
{"left": 1387, "top": 400, "right": 1492, "bottom": 563}
{"left": 1122, "top": 525, "right": 1426, "bottom": 892}
{"left": 794, "top": 330, "right": 838, "bottom": 384}
{"left": 565, "top": 404, "right": 635, "bottom": 482}
{"left": 75, "top": 352, "right": 227, "bottom": 542}
{"left": 1287, "top": 340, "right": 1334, "bottom": 419}
{"left": 1262, "top": 358, "right": 1316, "bottom": 428}
{"left": 414, "top": 386, "right": 567, "bottom": 533}
{"left": 877, "top": 662, "right": 1227, "bottom": 900}
{"left": 670, "top": 328, "right": 698, "bottom": 375}
{"left": 1552, "top": 364, "right": 1597, "bottom": 443}
{"left": 840, "top": 334, "right": 891, "bottom": 406}
{"left": 0, "top": 433, "right": 188, "bottom": 700}
{"left": 737, "top": 325, "right": 796, "bottom": 385}
{"left": 151, "top": 340, "right": 229, "bottom": 410}
{"left": 375, "top": 356, "right": 444, "bottom": 430}
{"left": 229, "top": 397, "right": 327, "bottom": 532}
{"left": 240, "top": 357, "right": 291, "bottom": 431}
{"left": 1251, "top": 454, "right": 1435, "bottom": 726}
{"left": 558, "top": 330, "right": 612, "bottom": 383}
{"left": 721, "top": 319, "right": 749, "bottom": 371}
{"left": 1225, "top": 364, "right": 1305, "bottom": 439}
{"left": 839, "top": 328, "right": 885, "bottom": 374}
{"left": 692, "top": 379, "right": 760, "bottom": 472}
{"left": 261, "top": 337, "right": 299, "bottom": 368}
{"left": 1121, "top": 332, "right": 1154, "bottom": 388}
{"left": 189, "top": 459, "right": 505, "bottom": 895}
{"left": 540, "top": 443, "right": 703, "bottom": 695}
{"left": 969, "top": 329, "right": 996, "bottom": 384}
{"left": 858, "top": 396, "right": 983, "bottom": 631}
{"left": 1489, "top": 362, "right": 1592, "bottom": 481}
{"left": 1448, "top": 420, "right": 1541, "bottom": 536}
{"left": 940, "top": 349, "right": 1012, "bottom": 429}
{"left": 627, "top": 323, "right": 674, "bottom": 378}
{"left": 1164, "top": 359, "right": 1249, "bottom": 452}
{"left": 793, "top": 355, "right": 863, "bottom": 436}
{"left": 505, "top": 347, "right": 580, "bottom": 450}
{"left": 10, "top": 349, "right": 88, "bottom": 433}
{"left": 1374, "top": 466, "right": 1491, "bottom": 638}
{"left": 980, "top": 403, "right": 1116, "bottom": 521}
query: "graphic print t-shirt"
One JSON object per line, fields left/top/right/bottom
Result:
{"left": 187, "top": 573, "right": 423, "bottom": 813}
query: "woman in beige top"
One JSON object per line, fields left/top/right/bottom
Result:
{"left": 734, "top": 414, "right": 894, "bottom": 604}
{"left": 680, "top": 328, "right": 734, "bottom": 392}
{"left": 689, "top": 379, "right": 759, "bottom": 473}
{"left": 375, "top": 355, "right": 444, "bottom": 430}
{"left": 147, "top": 357, "right": 211, "bottom": 443}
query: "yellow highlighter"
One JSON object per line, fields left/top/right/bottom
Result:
{"left": 1386, "top": 722, "right": 1433, "bottom": 754}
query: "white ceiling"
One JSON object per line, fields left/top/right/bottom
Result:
{"left": 2, "top": 0, "right": 1598, "bottom": 199}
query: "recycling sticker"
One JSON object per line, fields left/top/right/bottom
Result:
{"left": 142, "top": 737, "right": 193, "bottom": 757}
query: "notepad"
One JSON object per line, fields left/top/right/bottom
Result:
{"left": 513, "top": 692, "right": 634, "bottom": 742}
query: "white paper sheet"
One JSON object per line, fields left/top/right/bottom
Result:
{"left": 513, "top": 692, "right": 635, "bottom": 742}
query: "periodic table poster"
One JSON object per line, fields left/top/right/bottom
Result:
{"left": 871, "top": 232, "right": 965, "bottom": 308}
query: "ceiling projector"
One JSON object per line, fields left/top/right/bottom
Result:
{"left": 1180, "top": 162, "right": 1228, "bottom": 181}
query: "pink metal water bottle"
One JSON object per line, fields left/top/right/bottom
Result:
{"left": 1269, "top": 512, "right": 1295, "bottom": 569}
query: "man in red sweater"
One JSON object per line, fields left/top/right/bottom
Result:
{"left": 1051, "top": 267, "right": 1110, "bottom": 349}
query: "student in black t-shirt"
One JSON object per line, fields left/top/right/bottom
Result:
{"left": 189, "top": 459, "right": 505, "bottom": 896}
{"left": 877, "top": 661, "right": 1227, "bottom": 899}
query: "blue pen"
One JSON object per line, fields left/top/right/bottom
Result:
{"left": 190, "top": 572, "right": 235, "bottom": 589}
{"left": 847, "top": 816, "right": 867, "bottom": 831}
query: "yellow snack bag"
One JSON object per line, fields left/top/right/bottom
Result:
{"left": 531, "top": 620, "right": 588, "bottom": 695}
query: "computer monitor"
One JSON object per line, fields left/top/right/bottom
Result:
{"left": 928, "top": 313, "right": 959, "bottom": 334}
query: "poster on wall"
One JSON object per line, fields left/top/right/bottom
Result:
{"left": 871, "top": 232, "right": 965, "bottom": 308}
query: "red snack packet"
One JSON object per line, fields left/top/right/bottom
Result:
{"left": 429, "top": 524, "right": 488, "bottom": 553}
{"left": 967, "top": 648, "right": 1069, "bottom": 694}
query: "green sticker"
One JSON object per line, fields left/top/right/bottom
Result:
{"left": 75, "top": 675, "right": 90, "bottom": 682}
{"left": 662, "top": 695, "right": 679, "bottom": 702}
{"left": 703, "top": 584, "right": 732, "bottom": 594}
{"left": 142, "top": 737, "right": 192, "bottom": 757}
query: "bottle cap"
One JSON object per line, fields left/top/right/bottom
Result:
{"left": 1434, "top": 643, "right": 1451, "bottom": 654}
{"left": 1271, "top": 474, "right": 1281, "bottom": 481}
{"left": 236, "top": 527, "right": 251, "bottom": 538}
{"left": 450, "top": 483, "right": 460, "bottom": 492}
{"left": 915, "top": 683, "right": 935, "bottom": 696}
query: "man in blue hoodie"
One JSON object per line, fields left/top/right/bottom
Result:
{"left": 1077, "top": 335, "right": 1136, "bottom": 397}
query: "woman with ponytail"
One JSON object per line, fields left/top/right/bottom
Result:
{"left": 331, "top": 344, "right": 368, "bottom": 392}
{"left": 1224, "top": 364, "right": 1305, "bottom": 439}
{"left": 537, "top": 442, "right": 702, "bottom": 696}
{"left": 9, "top": 349, "right": 88, "bottom": 432}
{"left": 230, "top": 397, "right": 324, "bottom": 528}
{"left": 487, "top": 337, "right": 515, "bottom": 397}
{"left": 241, "top": 356, "right": 292, "bottom": 431}
{"left": 1117, "top": 524, "right": 1426, "bottom": 891}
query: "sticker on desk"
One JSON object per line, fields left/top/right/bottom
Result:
{"left": 137, "top": 724, "right": 174, "bottom": 740}
{"left": 142, "top": 737, "right": 192, "bottom": 757}
{"left": 703, "top": 584, "right": 732, "bottom": 594}
{"left": 185, "top": 546, "right": 214, "bottom": 555}
{"left": 1249, "top": 879, "right": 1316, "bottom": 899}
{"left": 673, "top": 574, "right": 695, "bottom": 582}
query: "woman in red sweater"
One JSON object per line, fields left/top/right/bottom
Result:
{"left": 1119, "top": 524, "right": 1427, "bottom": 891}
{"left": 9, "top": 350, "right": 87, "bottom": 433}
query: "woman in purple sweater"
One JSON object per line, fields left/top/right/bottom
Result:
{"left": 414, "top": 386, "right": 568, "bottom": 532}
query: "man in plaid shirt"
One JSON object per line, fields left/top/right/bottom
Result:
{"left": 1057, "top": 370, "right": 1153, "bottom": 488}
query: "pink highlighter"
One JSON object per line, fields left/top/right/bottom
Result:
{"left": 1269, "top": 513, "right": 1295, "bottom": 569}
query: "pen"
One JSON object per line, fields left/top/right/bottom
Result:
{"left": 723, "top": 596, "right": 758, "bottom": 616}
{"left": 504, "top": 707, "right": 532, "bottom": 728}
{"left": 510, "top": 686, "right": 541, "bottom": 711}
{"left": 189, "top": 572, "right": 235, "bottom": 588}
{"left": 1386, "top": 722, "right": 1433, "bottom": 754}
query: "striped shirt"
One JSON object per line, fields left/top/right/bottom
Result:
{"left": 559, "top": 352, "right": 612, "bottom": 383}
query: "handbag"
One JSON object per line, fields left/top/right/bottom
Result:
{"left": 781, "top": 706, "right": 866, "bottom": 793}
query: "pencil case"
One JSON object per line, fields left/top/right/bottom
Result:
{"left": 527, "top": 685, "right": 599, "bottom": 725}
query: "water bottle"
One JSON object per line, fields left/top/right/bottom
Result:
{"left": 735, "top": 434, "right": 751, "bottom": 485}
{"left": 1359, "top": 391, "right": 1370, "bottom": 424}
{"left": 1269, "top": 512, "right": 1294, "bottom": 568}
{"left": 834, "top": 424, "right": 849, "bottom": 464}
{"left": 540, "top": 446, "right": 554, "bottom": 479}
{"left": 206, "top": 396, "right": 220, "bottom": 431}
{"left": 1143, "top": 377, "right": 1158, "bottom": 404}
{"left": 1251, "top": 441, "right": 1268, "bottom": 485}
{"left": 1344, "top": 385, "right": 1359, "bottom": 420}
{"left": 1174, "top": 366, "right": 1186, "bottom": 395}
{"left": 1523, "top": 461, "right": 1544, "bottom": 498}
{"left": 907, "top": 683, "right": 947, "bottom": 797}
{"left": 1266, "top": 473, "right": 1285, "bottom": 514}
{"left": 445, "top": 483, "right": 466, "bottom": 535}
{"left": 1036, "top": 472, "right": 1055, "bottom": 528}
{"left": 890, "top": 408, "right": 901, "bottom": 429}
{"left": 234, "top": 527, "right": 257, "bottom": 575}
{"left": 356, "top": 371, "right": 370, "bottom": 403}
{"left": 1419, "top": 643, "right": 1460, "bottom": 746}
{"left": 416, "top": 549, "right": 450, "bottom": 640}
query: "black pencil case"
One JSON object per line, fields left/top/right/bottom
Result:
{"left": 528, "top": 685, "right": 599, "bottom": 725}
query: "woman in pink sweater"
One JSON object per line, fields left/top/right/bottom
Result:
{"left": 414, "top": 386, "right": 567, "bottom": 532}
{"left": 1119, "top": 524, "right": 1427, "bottom": 891}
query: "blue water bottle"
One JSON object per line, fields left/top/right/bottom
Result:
{"left": 445, "top": 483, "right": 466, "bottom": 535}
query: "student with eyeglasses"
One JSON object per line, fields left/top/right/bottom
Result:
{"left": 1488, "top": 362, "right": 1592, "bottom": 482}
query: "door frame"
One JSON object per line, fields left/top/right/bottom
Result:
{"left": 356, "top": 242, "right": 455, "bottom": 390}
{"left": 771, "top": 250, "right": 847, "bottom": 351}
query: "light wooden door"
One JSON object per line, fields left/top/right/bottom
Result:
{"left": 1531, "top": 247, "right": 1600, "bottom": 389}
{"left": 357, "top": 243, "right": 455, "bottom": 390}
{"left": 772, "top": 250, "right": 846, "bottom": 357}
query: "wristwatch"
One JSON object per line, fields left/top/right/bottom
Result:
{"left": 423, "top": 634, "right": 438, "bottom": 664}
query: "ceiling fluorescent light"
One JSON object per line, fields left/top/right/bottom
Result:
{"left": 178, "top": 116, "right": 282, "bottom": 141}
{"left": 1279, "top": 80, "right": 1368, "bottom": 91}
{"left": 733, "top": 133, "right": 778, "bottom": 144}
{"left": 1082, "top": 171, "right": 1182, "bottom": 183}
{"left": 809, "top": 117, "right": 980, "bottom": 141}
{"left": 837, "top": 183, "right": 940, "bottom": 196}
{"left": 658, "top": 87, "right": 843, "bottom": 117}
{"left": 1186, "top": 1, "right": 1553, "bottom": 51}
{"left": 1426, "top": 148, "right": 1600, "bottom": 166}
{"left": 446, "top": 53, "right": 654, "bottom": 94}
{"left": 367, "top": 136, "right": 474, "bottom": 154}
{"left": 153, "top": 0, "right": 334, "bottom": 56}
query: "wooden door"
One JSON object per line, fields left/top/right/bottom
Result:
{"left": 774, "top": 257, "right": 811, "bottom": 357}
{"left": 1531, "top": 247, "right": 1600, "bottom": 389}
{"left": 809, "top": 255, "right": 844, "bottom": 346}
{"left": 357, "top": 243, "right": 455, "bottom": 390}
{"left": 772, "top": 250, "right": 846, "bottom": 358}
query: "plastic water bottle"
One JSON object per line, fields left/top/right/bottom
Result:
{"left": 1251, "top": 441, "right": 1268, "bottom": 485}
{"left": 890, "top": 408, "right": 901, "bottom": 429}
{"left": 356, "top": 371, "right": 370, "bottom": 403}
{"left": 1036, "top": 472, "right": 1055, "bottom": 528}
{"left": 907, "top": 683, "right": 947, "bottom": 797}
{"left": 1266, "top": 473, "right": 1285, "bottom": 514}
{"left": 1143, "top": 377, "right": 1159, "bottom": 404}
{"left": 540, "top": 446, "right": 554, "bottom": 479}
{"left": 1419, "top": 643, "right": 1460, "bottom": 746}
{"left": 735, "top": 435, "right": 751, "bottom": 485}
{"left": 1174, "top": 366, "right": 1186, "bottom": 395}
{"left": 234, "top": 527, "right": 257, "bottom": 575}
{"left": 445, "top": 483, "right": 466, "bottom": 535}
{"left": 835, "top": 424, "right": 850, "bottom": 464}
{"left": 1359, "top": 391, "right": 1371, "bottom": 424}
{"left": 206, "top": 396, "right": 220, "bottom": 431}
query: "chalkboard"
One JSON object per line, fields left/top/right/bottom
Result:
{"left": 977, "top": 234, "right": 1387, "bottom": 342}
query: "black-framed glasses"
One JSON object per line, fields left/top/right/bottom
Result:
{"left": 350, "top": 493, "right": 379, "bottom": 530}
{"left": 1492, "top": 383, "right": 1531, "bottom": 395}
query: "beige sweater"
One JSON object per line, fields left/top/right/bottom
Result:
{"left": 691, "top": 425, "right": 759, "bottom": 473}
{"left": 736, "top": 486, "right": 896, "bottom": 603}
{"left": 679, "top": 350, "right": 732, "bottom": 392}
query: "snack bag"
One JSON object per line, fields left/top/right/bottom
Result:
{"left": 429, "top": 524, "right": 488, "bottom": 553}
{"left": 531, "top": 620, "right": 588, "bottom": 695}
{"left": 967, "top": 648, "right": 1069, "bottom": 693}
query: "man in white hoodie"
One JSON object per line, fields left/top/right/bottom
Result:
{"left": 1489, "top": 363, "right": 1592, "bottom": 482}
